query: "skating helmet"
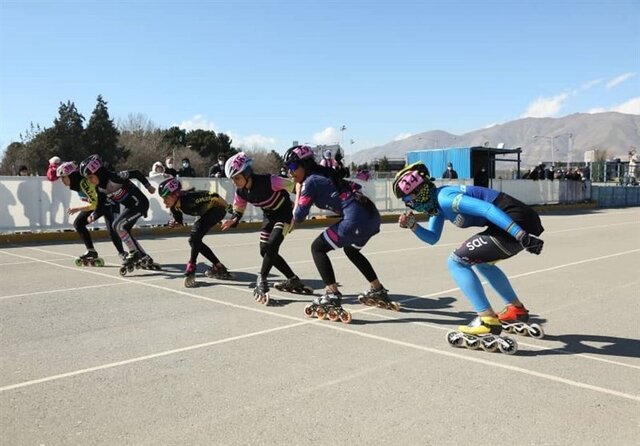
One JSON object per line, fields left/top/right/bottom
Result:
{"left": 158, "top": 177, "right": 182, "bottom": 197}
{"left": 225, "top": 152, "right": 253, "bottom": 178}
{"left": 79, "top": 154, "right": 102, "bottom": 177}
{"left": 56, "top": 161, "right": 78, "bottom": 178}
{"left": 393, "top": 162, "right": 438, "bottom": 215}
{"left": 283, "top": 145, "right": 315, "bottom": 171}
{"left": 392, "top": 162, "right": 432, "bottom": 198}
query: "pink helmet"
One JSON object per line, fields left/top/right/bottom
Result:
{"left": 225, "top": 152, "right": 253, "bottom": 178}
{"left": 79, "top": 155, "right": 102, "bottom": 177}
{"left": 392, "top": 162, "right": 432, "bottom": 198}
{"left": 284, "top": 145, "right": 314, "bottom": 165}
{"left": 56, "top": 161, "right": 78, "bottom": 178}
{"left": 158, "top": 177, "right": 182, "bottom": 197}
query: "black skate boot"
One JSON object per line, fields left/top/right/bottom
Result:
{"left": 75, "top": 250, "right": 104, "bottom": 267}
{"left": 138, "top": 254, "right": 161, "bottom": 271}
{"left": 304, "top": 290, "right": 352, "bottom": 324}
{"left": 205, "top": 263, "right": 233, "bottom": 280}
{"left": 274, "top": 275, "right": 313, "bottom": 294}
{"left": 119, "top": 251, "right": 141, "bottom": 276}
{"left": 253, "top": 275, "right": 270, "bottom": 305}
{"left": 358, "top": 286, "right": 400, "bottom": 311}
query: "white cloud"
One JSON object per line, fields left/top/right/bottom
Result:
{"left": 394, "top": 132, "right": 413, "bottom": 141}
{"left": 521, "top": 92, "right": 570, "bottom": 118}
{"left": 588, "top": 97, "right": 640, "bottom": 115}
{"left": 312, "top": 126, "right": 340, "bottom": 145}
{"left": 233, "top": 133, "right": 277, "bottom": 150}
{"left": 606, "top": 72, "right": 637, "bottom": 89}
{"left": 580, "top": 78, "right": 604, "bottom": 90}
{"left": 175, "top": 114, "right": 218, "bottom": 131}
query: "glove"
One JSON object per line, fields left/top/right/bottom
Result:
{"left": 520, "top": 233, "right": 544, "bottom": 255}
{"left": 168, "top": 219, "right": 183, "bottom": 228}
{"left": 399, "top": 211, "right": 417, "bottom": 230}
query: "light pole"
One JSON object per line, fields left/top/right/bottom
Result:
{"left": 340, "top": 124, "right": 347, "bottom": 170}
{"left": 533, "top": 133, "right": 572, "bottom": 167}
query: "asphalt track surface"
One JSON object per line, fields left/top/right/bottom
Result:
{"left": 1, "top": 208, "right": 639, "bottom": 445}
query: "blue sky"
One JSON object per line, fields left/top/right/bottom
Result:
{"left": 1, "top": 0, "right": 638, "bottom": 156}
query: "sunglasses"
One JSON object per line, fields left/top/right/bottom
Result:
{"left": 286, "top": 162, "right": 299, "bottom": 172}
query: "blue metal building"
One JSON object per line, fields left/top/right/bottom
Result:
{"left": 406, "top": 146, "right": 522, "bottom": 182}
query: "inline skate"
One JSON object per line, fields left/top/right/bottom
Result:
{"left": 498, "top": 304, "right": 544, "bottom": 339}
{"left": 205, "top": 263, "right": 233, "bottom": 280}
{"left": 358, "top": 286, "right": 400, "bottom": 311}
{"left": 119, "top": 251, "right": 141, "bottom": 276}
{"left": 446, "top": 316, "right": 518, "bottom": 355}
{"left": 74, "top": 250, "right": 105, "bottom": 267}
{"left": 274, "top": 275, "right": 313, "bottom": 294}
{"left": 253, "top": 275, "right": 270, "bottom": 305}
{"left": 184, "top": 261, "right": 197, "bottom": 288}
{"left": 136, "top": 254, "right": 162, "bottom": 271}
{"left": 304, "top": 290, "right": 352, "bottom": 324}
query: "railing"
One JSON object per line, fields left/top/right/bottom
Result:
{"left": 0, "top": 176, "right": 593, "bottom": 233}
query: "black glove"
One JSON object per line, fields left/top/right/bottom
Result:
{"left": 520, "top": 233, "right": 544, "bottom": 255}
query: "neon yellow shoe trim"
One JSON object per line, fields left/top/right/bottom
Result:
{"left": 458, "top": 316, "right": 501, "bottom": 335}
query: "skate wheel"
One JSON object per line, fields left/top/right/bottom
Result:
{"left": 480, "top": 337, "right": 499, "bottom": 353}
{"left": 527, "top": 323, "right": 545, "bottom": 339}
{"left": 127, "top": 265, "right": 134, "bottom": 273}
{"left": 327, "top": 308, "right": 340, "bottom": 322}
{"left": 263, "top": 294, "right": 270, "bottom": 305}
{"left": 74, "top": 258, "right": 82, "bottom": 267}
{"left": 304, "top": 304, "right": 315, "bottom": 318}
{"left": 339, "top": 310, "right": 352, "bottom": 324}
{"left": 95, "top": 258, "right": 105, "bottom": 267}
{"left": 498, "top": 337, "right": 518, "bottom": 355}
{"left": 501, "top": 323, "right": 515, "bottom": 334}
{"left": 376, "top": 300, "right": 387, "bottom": 309}
{"left": 184, "top": 275, "right": 196, "bottom": 288}
{"left": 358, "top": 296, "right": 369, "bottom": 306}
{"left": 119, "top": 267, "right": 127, "bottom": 276}
{"left": 390, "top": 301, "right": 401, "bottom": 312}
{"left": 316, "top": 307, "right": 326, "bottom": 320}
{"left": 464, "top": 337, "right": 480, "bottom": 350}
{"left": 445, "top": 331, "right": 464, "bottom": 347}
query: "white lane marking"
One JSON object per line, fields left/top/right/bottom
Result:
{"left": 0, "top": 277, "right": 165, "bottom": 301}
{"left": 1, "top": 249, "right": 639, "bottom": 401}
{"left": 0, "top": 321, "right": 309, "bottom": 392}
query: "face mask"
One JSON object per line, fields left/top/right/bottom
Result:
{"left": 166, "top": 162, "right": 173, "bottom": 169}
{"left": 182, "top": 162, "right": 189, "bottom": 168}
{"left": 218, "top": 160, "right": 224, "bottom": 165}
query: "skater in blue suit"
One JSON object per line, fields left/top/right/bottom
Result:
{"left": 393, "top": 162, "right": 545, "bottom": 349}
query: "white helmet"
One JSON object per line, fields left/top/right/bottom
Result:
{"left": 225, "top": 152, "right": 253, "bottom": 178}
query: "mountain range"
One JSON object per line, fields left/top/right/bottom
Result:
{"left": 351, "top": 112, "right": 640, "bottom": 167}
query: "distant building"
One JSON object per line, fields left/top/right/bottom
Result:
{"left": 406, "top": 146, "right": 523, "bottom": 182}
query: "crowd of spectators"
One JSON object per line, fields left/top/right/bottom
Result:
{"left": 522, "top": 164, "right": 589, "bottom": 181}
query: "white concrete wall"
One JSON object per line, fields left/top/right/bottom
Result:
{"left": 0, "top": 176, "right": 587, "bottom": 233}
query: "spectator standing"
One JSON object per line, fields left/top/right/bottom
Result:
{"left": 319, "top": 150, "right": 337, "bottom": 168}
{"left": 149, "top": 161, "right": 170, "bottom": 179}
{"left": 164, "top": 157, "right": 178, "bottom": 177}
{"left": 47, "top": 156, "right": 62, "bottom": 181}
{"left": 208, "top": 154, "right": 227, "bottom": 178}
{"left": 178, "top": 158, "right": 197, "bottom": 177}
{"left": 442, "top": 162, "right": 458, "bottom": 179}
{"left": 18, "top": 165, "right": 30, "bottom": 176}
